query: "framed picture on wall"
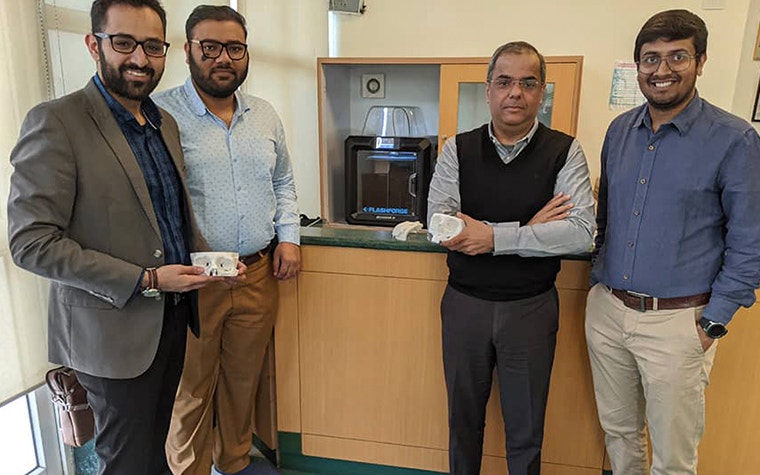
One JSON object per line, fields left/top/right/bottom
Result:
{"left": 753, "top": 80, "right": 760, "bottom": 122}
{"left": 755, "top": 22, "right": 760, "bottom": 60}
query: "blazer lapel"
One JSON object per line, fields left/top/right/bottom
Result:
{"left": 159, "top": 114, "right": 184, "bottom": 176}
{"left": 83, "top": 80, "right": 162, "bottom": 239}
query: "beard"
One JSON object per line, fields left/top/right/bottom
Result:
{"left": 98, "top": 49, "right": 161, "bottom": 102}
{"left": 189, "top": 54, "right": 248, "bottom": 99}
{"left": 640, "top": 74, "right": 697, "bottom": 112}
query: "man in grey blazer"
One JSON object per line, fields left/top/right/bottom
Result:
{"left": 7, "top": 1, "right": 226, "bottom": 473}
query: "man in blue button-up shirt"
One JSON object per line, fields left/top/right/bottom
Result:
{"left": 587, "top": 9, "right": 760, "bottom": 475}
{"left": 154, "top": 6, "right": 300, "bottom": 475}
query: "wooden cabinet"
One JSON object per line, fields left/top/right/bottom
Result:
{"left": 274, "top": 244, "right": 760, "bottom": 474}
{"left": 275, "top": 245, "right": 604, "bottom": 474}
{"left": 438, "top": 57, "right": 582, "bottom": 151}
{"left": 698, "top": 302, "right": 760, "bottom": 473}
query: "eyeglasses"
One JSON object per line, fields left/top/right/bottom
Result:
{"left": 190, "top": 40, "right": 248, "bottom": 61}
{"left": 636, "top": 53, "right": 697, "bottom": 74}
{"left": 94, "top": 32, "right": 170, "bottom": 58}
{"left": 489, "top": 77, "right": 543, "bottom": 91}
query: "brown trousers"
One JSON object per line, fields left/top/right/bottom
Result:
{"left": 166, "top": 255, "right": 279, "bottom": 475}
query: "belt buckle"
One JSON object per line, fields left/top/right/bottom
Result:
{"left": 626, "top": 290, "right": 650, "bottom": 312}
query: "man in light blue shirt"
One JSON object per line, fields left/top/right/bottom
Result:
{"left": 154, "top": 5, "right": 300, "bottom": 475}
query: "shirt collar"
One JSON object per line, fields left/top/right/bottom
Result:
{"left": 488, "top": 119, "right": 539, "bottom": 147}
{"left": 668, "top": 90, "right": 702, "bottom": 135}
{"left": 93, "top": 74, "right": 162, "bottom": 129}
{"left": 182, "top": 76, "right": 249, "bottom": 118}
{"left": 632, "top": 90, "right": 703, "bottom": 136}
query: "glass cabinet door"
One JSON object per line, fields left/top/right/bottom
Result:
{"left": 438, "top": 59, "right": 582, "bottom": 151}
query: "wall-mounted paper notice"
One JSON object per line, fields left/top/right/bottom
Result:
{"left": 609, "top": 61, "right": 646, "bottom": 110}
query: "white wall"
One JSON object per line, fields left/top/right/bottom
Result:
{"left": 346, "top": 65, "right": 440, "bottom": 136}
{"left": 239, "top": 0, "right": 328, "bottom": 217}
{"left": 332, "top": 0, "right": 753, "bottom": 179}
{"left": 731, "top": 0, "right": 760, "bottom": 133}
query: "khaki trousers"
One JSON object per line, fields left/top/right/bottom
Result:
{"left": 166, "top": 255, "right": 279, "bottom": 475}
{"left": 585, "top": 283, "right": 717, "bottom": 475}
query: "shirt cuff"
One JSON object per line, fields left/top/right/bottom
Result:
{"left": 702, "top": 295, "right": 740, "bottom": 325}
{"left": 276, "top": 224, "right": 301, "bottom": 246}
{"left": 491, "top": 221, "right": 519, "bottom": 255}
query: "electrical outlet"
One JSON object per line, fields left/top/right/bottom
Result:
{"left": 361, "top": 73, "right": 385, "bottom": 98}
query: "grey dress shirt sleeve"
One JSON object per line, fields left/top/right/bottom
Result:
{"left": 427, "top": 137, "right": 461, "bottom": 224}
{"left": 427, "top": 137, "right": 596, "bottom": 257}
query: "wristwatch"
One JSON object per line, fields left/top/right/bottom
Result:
{"left": 699, "top": 317, "right": 727, "bottom": 339}
{"left": 141, "top": 267, "right": 161, "bottom": 299}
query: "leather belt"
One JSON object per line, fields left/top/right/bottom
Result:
{"left": 240, "top": 241, "right": 275, "bottom": 266}
{"left": 610, "top": 287, "right": 710, "bottom": 312}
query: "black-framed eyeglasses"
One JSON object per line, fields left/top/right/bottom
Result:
{"left": 489, "top": 77, "right": 543, "bottom": 91}
{"left": 94, "top": 32, "right": 170, "bottom": 58}
{"left": 636, "top": 52, "right": 698, "bottom": 74}
{"left": 190, "top": 39, "right": 248, "bottom": 61}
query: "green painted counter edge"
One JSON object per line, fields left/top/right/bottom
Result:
{"left": 276, "top": 432, "right": 608, "bottom": 475}
{"left": 299, "top": 226, "right": 591, "bottom": 260}
{"left": 278, "top": 432, "right": 445, "bottom": 475}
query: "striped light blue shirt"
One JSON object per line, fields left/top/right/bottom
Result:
{"left": 154, "top": 78, "right": 299, "bottom": 255}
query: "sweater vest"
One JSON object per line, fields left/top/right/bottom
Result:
{"left": 447, "top": 123, "right": 573, "bottom": 301}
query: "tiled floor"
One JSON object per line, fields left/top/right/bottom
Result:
{"left": 73, "top": 451, "right": 314, "bottom": 475}
{"left": 250, "top": 456, "right": 316, "bottom": 475}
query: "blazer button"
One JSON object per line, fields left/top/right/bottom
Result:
{"left": 153, "top": 249, "right": 163, "bottom": 258}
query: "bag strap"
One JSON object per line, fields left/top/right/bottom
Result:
{"left": 45, "top": 367, "right": 87, "bottom": 409}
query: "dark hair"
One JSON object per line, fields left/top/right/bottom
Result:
{"left": 486, "top": 41, "right": 546, "bottom": 83}
{"left": 634, "top": 9, "right": 707, "bottom": 62}
{"left": 91, "top": 0, "right": 167, "bottom": 34}
{"left": 185, "top": 5, "right": 248, "bottom": 42}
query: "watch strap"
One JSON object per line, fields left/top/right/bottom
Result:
{"left": 699, "top": 317, "right": 727, "bottom": 339}
{"left": 141, "top": 267, "right": 161, "bottom": 299}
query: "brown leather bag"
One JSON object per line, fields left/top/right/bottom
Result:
{"left": 45, "top": 367, "right": 95, "bottom": 447}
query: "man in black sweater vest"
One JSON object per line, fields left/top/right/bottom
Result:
{"left": 427, "top": 41, "right": 595, "bottom": 475}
